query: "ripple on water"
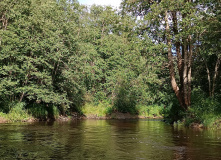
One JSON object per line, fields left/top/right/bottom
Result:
{"left": 0, "top": 120, "right": 221, "bottom": 160}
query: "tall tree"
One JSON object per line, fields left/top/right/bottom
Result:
{"left": 121, "top": 0, "right": 206, "bottom": 110}
{"left": 0, "top": 0, "right": 82, "bottom": 108}
{"left": 198, "top": 0, "right": 221, "bottom": 97}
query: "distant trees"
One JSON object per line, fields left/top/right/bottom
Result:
{"left": 0, "top": 0, "right": 166, "bottom": 114}
{"left": 197, "top": 0, "right": 221, "bottom": 97}
{"left": 77, "top": 4, "right": 167, "bottom": 111}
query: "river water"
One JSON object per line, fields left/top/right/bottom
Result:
{"left": 0, "top": 119, "right": 221, "bottom": 160}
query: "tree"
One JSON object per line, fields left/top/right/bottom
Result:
{"left": 75, "top": 4, "right": 166, "bottom": 110}
{"left": 198, "top": 0, "right": 221, "bottom": 97}
{"left": 0, "top": 0, "right": 82, "bottom": 109}
{"left": 121, "top": 0, "right": 206, "bottom": 110}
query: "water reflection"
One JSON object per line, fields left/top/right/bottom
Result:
{"left": 0, "top": 120, "right": 221, "bottom": 159}
{"left": 172, "top": 124, "right": 221, "bottom": 160}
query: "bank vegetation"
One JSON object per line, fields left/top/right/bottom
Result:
{"left": 0, "top": 0, "right": 220, "bottom": 129}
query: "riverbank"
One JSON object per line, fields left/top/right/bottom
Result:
{"left": 80, "top": 112, "right": 163, "bottom": 120}
{"left": 0, "top": 102, "right": 163, "bottom": 123}
{"left": 1, "top": 101, "right": 221, "bottom": 130}
{"left": 0, "top": 112, "right": 163, "bottom": 123}
{"left": 1, "top": 112, "right": 221, "bottom": 130}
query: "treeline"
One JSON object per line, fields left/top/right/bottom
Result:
{"left": 0, "top": 0, "right": 220, "bottom": 125}
{"left": 0, "top": 0, "right": 167, "bottom": 116}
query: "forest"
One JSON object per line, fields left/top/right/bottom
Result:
{"left": 0, "top": 0, "right": 220, "bottom": 128}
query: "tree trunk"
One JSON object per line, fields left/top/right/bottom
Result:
{"left": 166, "top": 11, "right": 193, "bottom": 110}
{"left": 165, "top": 11, "right": 186, "bottom": 110}
{"left": 172, "top": 11, "right": 183, "bottom": 80}
{"left": 187, "top": 36, "right": 192, "bottom": 106}
{"left": 19, "top": 74, "right": 29, "bottom": 102}
{"left": 212, "top": 57, "right": 221, "bottom": 97}
{"left": 204, "top": 60, "right": 211, "bottom": 96}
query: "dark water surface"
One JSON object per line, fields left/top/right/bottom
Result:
{"left": 0, "top": 119, "right": 221, "bottom": 160}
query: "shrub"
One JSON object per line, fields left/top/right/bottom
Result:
{"left": 27, "top": 104, "right": 60, "bottom": 120}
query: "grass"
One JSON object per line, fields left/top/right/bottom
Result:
{"left": 0, "top": 102, "right": 61, "bottom": 122}
{"left": 81, "top": 102, "right": 112, "bottom": 118}
{"left": 136, "top": 104, "right": 164, "bottom": 118}
{"left": 182, "top": 112, "right": 221, "bottom": 129}
{"left": 81, "top": 102, "right": 163, "bottom": 118}
{"left": 160, "top": 88, "right": 221, "bottom": 129}
{"left": 188, "top": 96, "right": 221, "bottom": 129}
{"left": 0, "top": 102, "right": 32, "bottom": 122}
{"left": 169, "top": 92, "right": 221, "bottom": 129}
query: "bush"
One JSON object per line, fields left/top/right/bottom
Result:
{"left": 176, "top": 88, "right": 221, "bottom": 128}
{"left": 113, "top": 83, "right": 137, "bottom": 114}
{"left": 27, "top": 104, "right": 60, "bottom": 120}
{"left": 160, "top": 96, "right": 185, "bottom": 124}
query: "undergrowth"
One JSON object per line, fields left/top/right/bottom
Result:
{"left": 163, "top": 88, "right": 221, "bottom": 129}
{"left": 81, "top": 102, "right": 112, "bottom": 117}
{"left": 136, "top": 104, "right": 164, "bottom": 118}
{"left": 184, "top": 88, "right": 221, "bottom": 129}
{"left": 0, "top": 102, "right": 61, "bottom": 122}
{"left": 0, "top": 102, "right": 31, "bottom": 122}
{"left": 27, "top": 104, "right": 60, "bottom": 120}
{"left": 81, "top": 102, "right": 163, "bottom": 118}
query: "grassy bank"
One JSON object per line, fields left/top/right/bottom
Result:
{"left": 183, "top": 97, "right": 221, "bottom": 129}
{"left": 0, "top": 102, "right": 33, "bottom": 123}
{"left": 1, "top": 97, "right": 220, "bottom": 130}
{"left": 80, "top": 102, "right": 164, "bottom": 119}
{"left": 0, "top": 102, "right": 61, "bottom": 123}
{"left": 0, "top": 101, "right": 164, "bottom": 122}
{"left": 162, "top": 91, "right": 221, "bottom": 129}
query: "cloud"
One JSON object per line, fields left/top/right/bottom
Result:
{"left": 78, "top": 0, "right": 121, "bottom": 8}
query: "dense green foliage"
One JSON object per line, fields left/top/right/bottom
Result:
{"left": 0, "top": 0, "right": 220, "bottom": 126}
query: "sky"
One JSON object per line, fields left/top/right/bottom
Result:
{"left": 78, "top": 0, "right": 121, "bottom": 8}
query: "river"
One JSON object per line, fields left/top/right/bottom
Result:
{"left": 0, "top": 119, "right": 221, "bottom": 160}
